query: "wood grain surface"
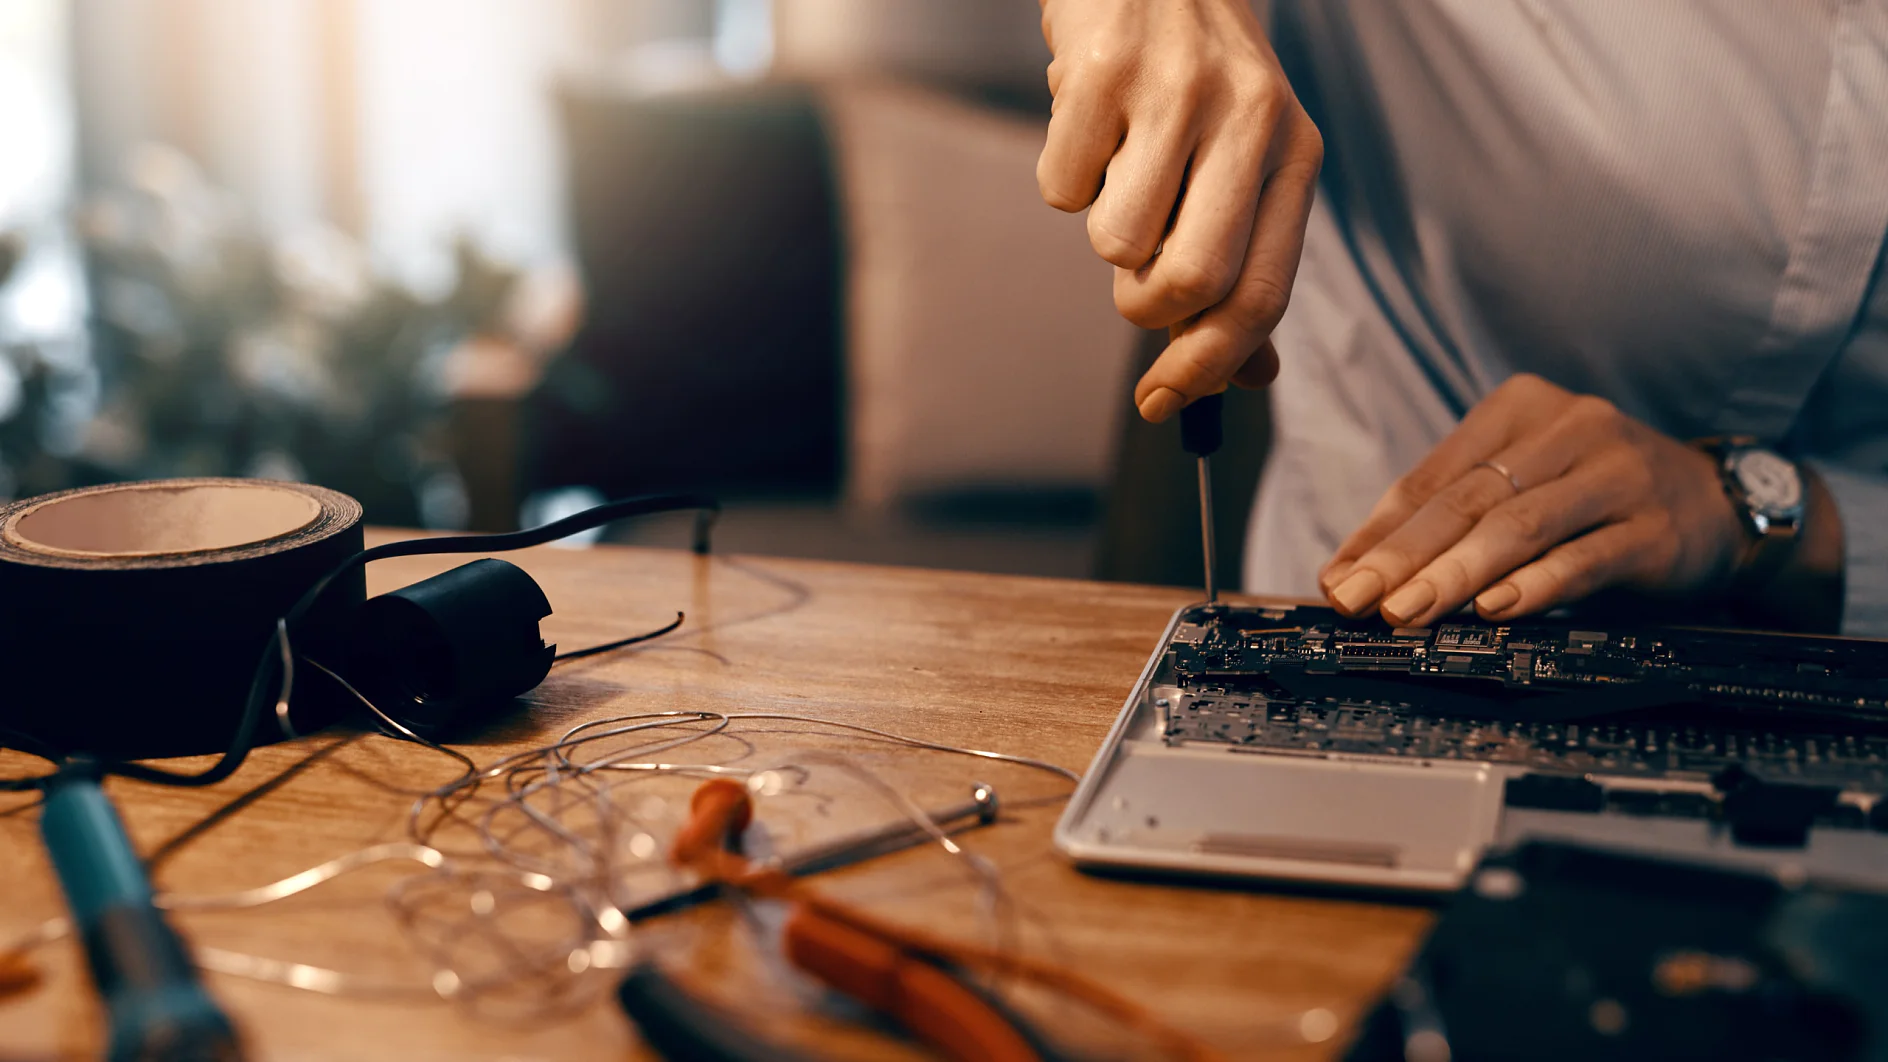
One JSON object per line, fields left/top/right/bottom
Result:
{"left": 0, "top": 536, "right": 1432, "bottom": 1061}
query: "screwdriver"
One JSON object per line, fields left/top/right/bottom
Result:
{"left": 626, "top": 783, "right": 1001, "bottom": 922}
{"left": 643, "top": 779, "right": 1063, "bottom": 1062}
{"left": 40, "top": 758, "right": 243, "bottom": 1062}
{"left": 1180, "top": 392, "right": 1224, "bottom": 603}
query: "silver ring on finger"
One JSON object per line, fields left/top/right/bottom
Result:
{"left": 1475, "top": 459, "right": 1524, "bottom": 496}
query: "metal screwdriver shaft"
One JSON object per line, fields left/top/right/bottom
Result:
{"left": 1195, "top": 455, "right": 1217, "bottom": 602}
{"left": 1180, "top": 393, "right": 1225, "bottom": 603}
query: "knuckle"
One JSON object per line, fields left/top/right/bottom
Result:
{"left": 1079, "top": 42, "right": 1129, "bottom": 83}
{"left": 1363, "top": 545, "right": 1416, "bottom": 582}
{"left": 1037, "top": 160, "right": 1086, "bottom": 213}
{"left": 1150, "top": 338, "right": 1236, "bottom": 397}
{"left": 1115, "top": 280, "right": 1178, "bottom": 330}
{"left": 1530, "top": 561, "right": 1570, "bottom": 601}
{"left": 1433, "top": 483, "right": 1490, "bottom": 525}
{"left": 1122, "top": 310, "right": 1177, "bottom": 332}
{"left": 1173, "top": 67, "right": 1211, "bottom": 110}
{"left": 1226, "top": 271, "right": 1293, "bottom": 333}
{"left": 1491, "top": 503, "right": 1550, "bottom": 546}
{"left": 1641, "top": 516, "right": 1682, "bottom": 567}
{"left": 1040, "top": 188, "right": 1086, "bottom": 214}
{"left": 1087, "top": 214, "right": 1152, "bottom": 268}
{"left": 1565, "top": 531, "right": 1628, "bottom": 587}
{"left": 1566, "top": 394, "right": 1622, "bottom": 431}
{"left": 1040, "top": 183, "right": 1084, "bottom": 213}
{"left": 1298, "top": 121, "right": 1326, "bottom": 171}
{"left": 1115, "top": 298, "right": 1168, "bottom": 331}
{"left": 1396, "top": 467, "right": 1454, "bottom": 509}
{"left": 1161, "top": 253, "right": 1236, "bottom": 309}
{"left": 1611, "top": 447, "right": 1657, "bottom": 496}
{"left": 1233, "top": 344, "right": 1281, "bottom": 388}
{"left": 1497, "top": 372, "right": 1550, "bottom": 400}
{"left": 1227, "top": 75, "right": 1281, "bottom": 121}
{"left": 1425, "top": 554, "right": 1473, "bottom": 597}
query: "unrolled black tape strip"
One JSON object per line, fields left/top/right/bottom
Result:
{"left": 0, "top": 479, "right": 365, "bottom": 759}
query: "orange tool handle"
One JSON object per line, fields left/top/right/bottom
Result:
{"left": 671, "top": 778, "right": 753, "bottom": 867}
{"left": 784, "top": 904, "right": 1045, "bottom": 1062}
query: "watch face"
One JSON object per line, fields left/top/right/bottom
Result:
{"left": 1730, "top": 449, "right": 1803, "bottom": 513}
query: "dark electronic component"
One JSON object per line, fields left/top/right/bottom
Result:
{"left": 1346, "top": 841, "right": 1888, "bottom": 1062}
{"left": 1157, "top": 603, "right": 1888, "bottom": 809}
{"left": 1605, "top": 789, "right": 1718, "bottom": 819}
{"left": 1713, "top": 766, "right": 1841, "bottom": 847}
{"left": 1503, "top": 773, "right": 1605, "bottom": 813}
{"left": 348, "top": 558, "right": 555, "bottom": 737}
{"left": 1436, "top": 625, "right": 1498, "bottom": 651}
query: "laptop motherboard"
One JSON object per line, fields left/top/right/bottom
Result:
{"left": 1159, "top": 604, "right": 1888, "bottom": 817}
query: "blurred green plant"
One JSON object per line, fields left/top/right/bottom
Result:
{"left": 0, "top": 144, "right": 519, "bottom": 526}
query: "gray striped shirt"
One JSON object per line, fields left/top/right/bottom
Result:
{"left": 1245, "top": 0, "right": 1888, "bottom": 633}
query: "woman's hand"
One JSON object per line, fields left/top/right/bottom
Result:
{"left": 1319, "top": 374, "right": 1766, "bottom": 628}
{"left": 1037, "top": 0, "right": 1323, "bottom": 422}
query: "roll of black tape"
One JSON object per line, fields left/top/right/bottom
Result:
{"left": 0, "top": 478, "right": 365, "bottom": 760}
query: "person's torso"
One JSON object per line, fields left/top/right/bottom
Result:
{"left": 1246, "top": 0, "right": 1888, "bottom": 594}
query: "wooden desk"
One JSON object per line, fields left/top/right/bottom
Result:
{"left": 0, "top": 539, "right": 1431, "bottom": 1060}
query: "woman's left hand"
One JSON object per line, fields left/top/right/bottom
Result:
{"left": 1319, "top": 374, "right": 1748, "bottom": 627}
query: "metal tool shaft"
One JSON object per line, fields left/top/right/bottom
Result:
{"left": 1197, "top": 456, "right": 1218, "bottom": 603}
{"left": 1179, "top": 392, "right": 1225, "bottom": 605}
{"left": 624, "top": 784, "right": 999, "bottom": 922}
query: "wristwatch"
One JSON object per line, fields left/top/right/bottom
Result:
{"left": 1696, "top": 437, "right": 1806, "bottom": 593}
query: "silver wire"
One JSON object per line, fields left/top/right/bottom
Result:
{"left": 156, "top": 843, "right": 446, "bottom": 910}
{"left": 8, "top": 679, "right": 1082, "bottom": 1022}
{"left": 273, "top": 620, "right": 299, "bottom": 740}
{"left": 556, "top": 711, "right": 1080, "bottom": 784}
{"left": 305, "top": 657, "right": 478, "bottom": 781}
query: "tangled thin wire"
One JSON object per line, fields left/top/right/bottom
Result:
{"left": 3, "top": 705, "right": 1080, "bottom": 1024}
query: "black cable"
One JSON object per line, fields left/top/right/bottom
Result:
{"left": 0, "top": 724, "right": 63, "bottom": 792}
{"left": 553, "top": 611, "right": 687, "bottom": 664}
{"left": 1, "top": 493, "right": 720, "bottom": 792}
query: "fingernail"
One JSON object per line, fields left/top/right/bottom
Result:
{"left": 1381, "top": 580, "right": 1437, "bottom": 625}
{"left": 1138, "top": 387, "right": 1185, "bottom": 423}
{"left": 1320, "top": 561, "right": 1354, "bottom": 593}
{"left": 1476, "top": 583, "right": 1521, "bottom": 617}
{"left": 1330, "top": 570, "right": 1384, "bottom": 615}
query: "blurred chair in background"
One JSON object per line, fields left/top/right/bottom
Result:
{"left": 527, "top": 76, "right": 1142, "bottom": 578}
{"left": 824, "top": 82, "right": 1134, "bottom": 521}
{"left": 533, "top": 83, "right": 844, "bottom": 503}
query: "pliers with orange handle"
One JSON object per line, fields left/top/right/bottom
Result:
{"left": 617, "top": 778, "right": 1227, "bottom": 1062}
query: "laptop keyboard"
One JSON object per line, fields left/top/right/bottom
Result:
{"left": 1159, "top": 691, "right": 1888, "bottom": 792}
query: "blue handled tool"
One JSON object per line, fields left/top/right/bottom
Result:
{"left": 40, "top": 758, "right": 243, "bottom": 1062}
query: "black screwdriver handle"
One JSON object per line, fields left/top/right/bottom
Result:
{"left": 619, "top": 963, "right": 820, "bottom": 1062}
{"left": 1180, "top": 392, "right": 1224, "bottom": 457}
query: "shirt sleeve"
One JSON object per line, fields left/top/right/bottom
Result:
{"left": 1808, "top": 461, "right": 1888, "bottom": 636}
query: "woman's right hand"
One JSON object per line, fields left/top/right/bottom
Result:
{"left": 1037, "top": 0, "right": 1323, "bottom": 422}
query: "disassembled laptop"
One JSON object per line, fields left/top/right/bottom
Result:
{"left": 1057, "top": 603, "right": 1888, "bottom": 892}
